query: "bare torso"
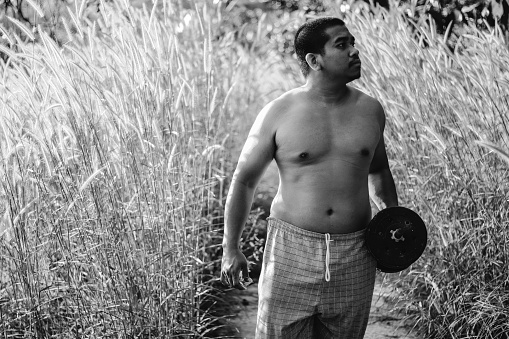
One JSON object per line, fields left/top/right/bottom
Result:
{"left": 270, "top": 86, "right": 382, "bottom": 234}
{"left": 220, "top": 21, "right": 397, "bottom": 290}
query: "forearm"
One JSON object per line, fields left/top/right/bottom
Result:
{"left": 368, "top": 168, "right": 398, "bottom": 210}
{"left": 222, "top": 179, "right": 256, "bottom": 251}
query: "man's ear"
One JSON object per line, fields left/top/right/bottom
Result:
{"left": 305, "top": 53, "right": 321, "bottom": 72}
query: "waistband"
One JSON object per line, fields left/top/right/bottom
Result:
{"left": 267, "top": 217, "right": 366, "bottom": 242}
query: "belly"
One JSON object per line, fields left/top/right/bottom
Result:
{"left": 270, "top": 164, "right": 373, "bottom": 234}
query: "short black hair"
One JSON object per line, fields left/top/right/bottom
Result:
{"left": 294, "top": 17, "right": 345, "bottom": 77}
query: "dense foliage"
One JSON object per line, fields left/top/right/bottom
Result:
{"left": 233, "top": 0, "right": 509, "bottom": 33}
{"left": 0, "top": 0, "right": 507, "bottom": 59}
{"left": 0, "top": 0, "right": 262, "bottom": 336}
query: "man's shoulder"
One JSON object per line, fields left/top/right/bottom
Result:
{"left": 350, "top": 87, "right": 384, "bottom": 115}
{"left": 251, "top": 90, "right": 299, "bottom": 135}
{"left": 350, "top": 87, "right": 382, "bottom": 106}
{"left": 272, "top": 87, "right": 304, "bottom": 106}
{"left": 260, "top": 88, "right": 303, "bottom": 118}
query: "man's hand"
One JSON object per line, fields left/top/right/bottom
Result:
{"left": 221, "top": 248, "right": 251, "bottom": 290}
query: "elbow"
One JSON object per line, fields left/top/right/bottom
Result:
{"left": 231, "top": 172, "right": 260, "bottom": 190}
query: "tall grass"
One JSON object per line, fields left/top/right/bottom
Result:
{"left": 0, "top": 0, "right": 261, "bottom": 337}
{"left": 342, "top": 4, "right": 509, "bottom": 338}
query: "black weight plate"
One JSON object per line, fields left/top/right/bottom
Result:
{"left": 366, "top": 206, "right": 427, "bottom": 273}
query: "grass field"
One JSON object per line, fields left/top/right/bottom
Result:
{"left": 341, "top": 5, "right": 509, "bottom": 338}
{"left": 0, "top": 1, "right": 261, "bottom": 337}
{"left": 345, "top": 6, "right": 509, "bottom": 338}
{"left": 0, "top": 0, "right": 508, "bottom": 338}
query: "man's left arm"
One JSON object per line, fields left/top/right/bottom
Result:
{"left": 368, "top": 106, "right": 398, "bottom": 210}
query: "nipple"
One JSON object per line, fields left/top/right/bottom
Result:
{"left": 360, "top": 148, "right": 369, "bottom": 156}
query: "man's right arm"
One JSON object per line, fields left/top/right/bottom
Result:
{"left": 221, "top": 102, "right": 278, "bottom": 289}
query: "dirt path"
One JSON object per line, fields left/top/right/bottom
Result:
{"left": 225, "top": 277, "right": 421, "bottom": 338}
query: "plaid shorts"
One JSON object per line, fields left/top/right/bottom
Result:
{"left": 256, "top": 217, "right": 377, "bottom": 339}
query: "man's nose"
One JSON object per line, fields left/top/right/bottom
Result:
{"left": 350, "top": 46, "right": 359, "bottom": 57}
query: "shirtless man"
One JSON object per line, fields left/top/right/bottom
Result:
{"left": 221, "top": 17, "right": 398, "bottom": 338}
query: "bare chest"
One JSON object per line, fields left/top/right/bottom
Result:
{"left": 275, "top": 109, "right": 381, "bottom": 165}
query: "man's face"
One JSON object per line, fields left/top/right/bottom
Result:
{"left": 319, "top": 25, "right": 361, "bottom": 82}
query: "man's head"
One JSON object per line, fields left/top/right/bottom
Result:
{"left": 294, "top": 17, "right": 346, "bottom": 77}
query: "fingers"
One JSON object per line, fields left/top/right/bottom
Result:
{"left": 220, "top": 264, "right": 238, "bottom": 289}
{"left": 220, "top": 270, "right": 231, "bottom": 287}
{"left": 231, "top": 265, "right": 243, "bottom": 289}
{"left": 221, "top": 264, "right": 250, "bottom": 290}
{"left": 241, "top": 266, "right": 253, "bottom": 287}
{"left": 221, "top": 251, "right": 251, "bottom": 290}
{"left": 221, "top": 269, "right": 235, "bottom": 286}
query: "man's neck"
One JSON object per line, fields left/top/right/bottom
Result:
{"left": 304, "top": 75, "right": 350, "bottom": 106}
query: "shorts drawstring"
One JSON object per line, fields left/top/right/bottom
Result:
{"left": 325, "top": 233, "right": 333, "bottom": 282}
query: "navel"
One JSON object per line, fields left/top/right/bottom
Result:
{"left": 327, "top": 208, "right": 334, "bottom": 216}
